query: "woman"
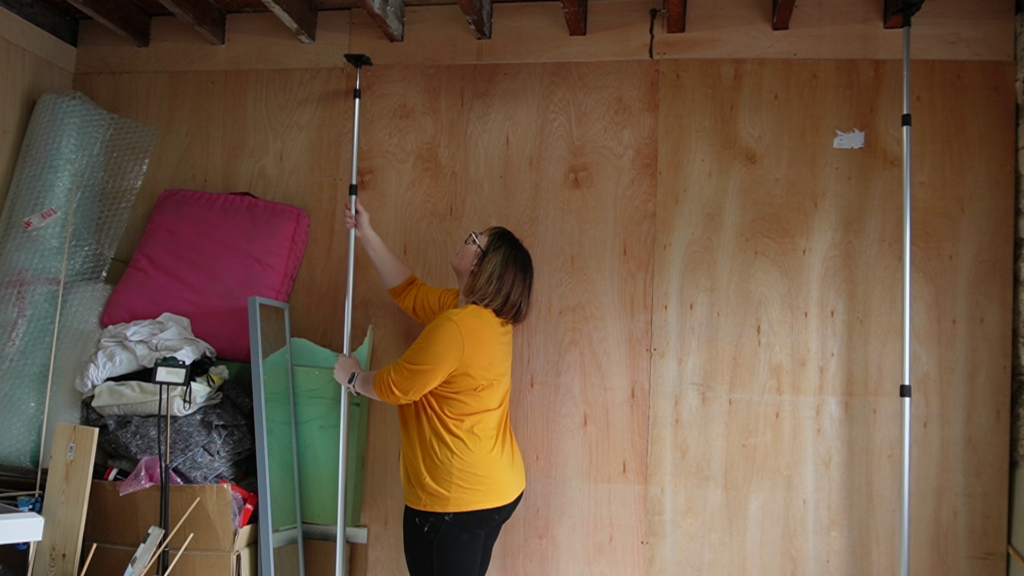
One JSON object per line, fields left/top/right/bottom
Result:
{"left": 333, "top": 198, "right": 533, "bottom": 576}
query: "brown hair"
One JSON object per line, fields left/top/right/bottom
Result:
{"left": 463, "top": 226, "right": 533, "bottom": 325}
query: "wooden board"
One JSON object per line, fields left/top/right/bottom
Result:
{"left": 0, "top": 7, "right": 76, "bottom": 72}
{"left": 646, "top": 59, "right": 1013, "bottom": 575}
{"left": 653, "top": 0, "right": 1013, "bottom": 61}
{"left": 350, "top": 60, "right": 659, "bottom": 576}
{"left": 32, "top": 424, "right": 99, "bottom": 576}
{"left": 75, "top": 11, "right": 351, "bottom": 74}
{"left": 72, "top": 67, "right": 351, "bottom": 303}
{"left": 72, "top": 57, "right": 1013, "bottom": 575}
{"left": 72, "top": 0, "right": 1012, "bottom": 73}
{"left": 0, "top": 34, "right": 73, "bottom": 216}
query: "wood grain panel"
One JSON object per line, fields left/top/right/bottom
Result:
{"left": 72, "top": 68, "right": 352, "bottom": 337}
{"left": 0, "top": 35, "right": 73, "bottom": 215}
{"left": 647, "top": 59, "right": 1012, "bottom": 575}
{"left": 654, "top": 0, "right": 1013, "bottom": 61}
{"left": 32, "top": 424, "right": 99, "bottom": 576}
{"left": 75, "top": 11, "right": 351, "bottom": 73}
{"left": 908, "top": 60, "right": 1014, "bottom": 575}
{"left": 350, "top": 61, "right": 658, "bottom": 576}
{"left": 73, "top": 0, "right": 1012, "bottom": 73}
{"left": 0, "top": 6, "right": 76, "bottom": 71}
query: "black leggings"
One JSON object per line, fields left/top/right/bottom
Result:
{"left": 403, "top": 492, "right": 523, "bottom": 576}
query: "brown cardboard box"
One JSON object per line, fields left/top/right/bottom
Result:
{"left": 82, "top": 481, "right": 256, "bottom": 576}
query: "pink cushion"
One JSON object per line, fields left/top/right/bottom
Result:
{"left": 102, "top": 190, "right": 310, "bottom": 361}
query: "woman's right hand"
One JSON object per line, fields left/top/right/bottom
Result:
{"left": 345, "top": 197, "right": 372, "bottom": 238}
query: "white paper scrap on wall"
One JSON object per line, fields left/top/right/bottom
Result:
{"left": 833, "top": 129, "right": 865, "bottom": 149}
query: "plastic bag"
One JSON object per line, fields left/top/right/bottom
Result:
{"left": 117, "top": 455, "right": 182, "bottom": 496}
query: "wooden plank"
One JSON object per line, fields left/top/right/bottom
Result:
{"left": 31, "top": 424, "right": 99, "bottom": 576}
{"left": 72, "top": 67, "right": 352, "bottom": 355}
{"left": 0, "top": 4, "right": 76, "bottom": 71}
{"left": 654, "top": 0, "right": 1012, "bottom": 61}
{"left": 772, "top": 0, "right": 795, "bottom": 30}
{"left": 665, "top": 0, "right": 685, "bottom": 33}
{"left": 66, "top": 0, "right": 150, "bottom": 47}
{"left": 71, "top": 0, "right": 1012, "bottom": 70}
{"left": 455, "top": 0, "right": 490, "bottom": 39}
{"left": 559, "top": 0, "right": 586, "bottom": 36}
{"left": 157, "top": 0, "right": 227, "bottom": 44}
{"left": 906, "top": 59, "right": 1014, "bottom": 575}
{"left": 348, "top": 60, "right": 658, "bottom": 576}
{"left": 0, "top": 35, "right": 73, "bottom": 216}
{"left": 348, "top": 0, "right": 1010, "bottom": 64}
{"left": 647, "top": 58, "right": 1012, "bottom": 575}
{"left": 75, "top": 59, "right": 658, "bottom": 576}
{"left": 260, "top": 0, "right": 317, "bottom": 42}
{"left": 0, "top": 0, "right": 79, "bottom": 46}
{"left": 75, "top": 12, "right": 351, "bottom": 73}
{"left": 348, "top": 1, "right": 658, "bottom": 64}
{"left": 357, "top": 0, "right": 404, "bottom": 41}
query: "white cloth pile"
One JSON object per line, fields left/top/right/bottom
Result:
{"left": 77, "top": 312, "right": 224, "bottom": 417}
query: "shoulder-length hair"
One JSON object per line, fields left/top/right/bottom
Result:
{"left": 463, "top": 226, "right": 533, "bottom": 325}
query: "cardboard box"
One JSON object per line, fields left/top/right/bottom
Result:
{"left": 83, "top": 481, "right": 256, "bottom": 576}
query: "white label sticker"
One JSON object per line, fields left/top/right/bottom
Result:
{"left": 22, "top": 207, "right": 58, "bottom": 229}
{"left": 155, "top": 366, "right": 188, "bottom": 384}
{"left": 67, "top": 443, "right": 76, "bottom": 460}
{"left": 833, "top": 129, "right": 865, "bottom": 149}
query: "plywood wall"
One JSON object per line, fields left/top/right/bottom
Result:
{"left": 352, "top": 62, "right": 659, "bottom": 575}
{"left": 647, "top": 59, "right": 1013, "bottom": 575}
{"left": 0, "top": 9, "right": 74, "bottom": 212}
{"left": 73, "top": 57, "right": 1013, "bottom": 575}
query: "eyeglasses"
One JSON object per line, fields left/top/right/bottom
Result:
{"left": 465, "top": 231, "right": 487, "bottom": 254}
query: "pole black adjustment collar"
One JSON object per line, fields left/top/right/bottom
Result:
{"left": 902, "top": 114, "right": 911, "bottom": 127}
{"left": 900, "top": 384, "right": 912, "bottom": 398}
{"left": 344, "top": 54, "right": 373, "bottom": 68}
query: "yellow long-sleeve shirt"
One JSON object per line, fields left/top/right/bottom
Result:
{"left": 372, "top": 274, "right": 526, "bottom": 512}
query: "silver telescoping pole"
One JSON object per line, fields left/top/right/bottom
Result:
{"left": 338, "top": 53, "right": 372, "bottom": 576}
{"left": 896, "top": 2, "right": 923, "bottom": 575}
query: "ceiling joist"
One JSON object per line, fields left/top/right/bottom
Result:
{"left": 560, "top": 0, "right": 586, "bottom": 36}
{"left": 772, "top": 0, "right": 795, "bottom": 31}
{"left": 456, "top": 0, "right": 491, "bottom": 39}
{"left": 0, "top": 0, "right": 79, "bottom": 46}
{"left": 665, "top": 0, "right": 686, "bottom": 33}
{"left": 157, "top": 0, "right": 226, "bottom": 45}
{"left": 66, "top": 0, "right": 150, "bottom": 47}
{"left": 261, "top": 0, "right": 317, "bottom": 43}
{"left": 358, "top": 0, "right": 404, "bottom": 42}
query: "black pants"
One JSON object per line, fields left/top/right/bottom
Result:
{"left": 403, "top": 492, "right": 523, "bottom": 576}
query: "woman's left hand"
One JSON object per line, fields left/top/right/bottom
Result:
{"left": 334, "top": 354, "right": 361, "bottom": 387}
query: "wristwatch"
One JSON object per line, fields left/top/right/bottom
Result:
{"left": 346, "top": 371, "right": 360, "bottom": 396}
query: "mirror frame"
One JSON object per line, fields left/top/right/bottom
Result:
{"left": 248, "top": 296, "right": 305, "bottom": 576}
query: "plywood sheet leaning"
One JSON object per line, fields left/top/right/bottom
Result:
{"left": 32, "top": 423, "right": 99, "bottom": 576}
{"left": 351, "top": 60, "right": 659, "bottom": 576}
{"left": 646, "top": 59, "right": 1013, "bottom": 575}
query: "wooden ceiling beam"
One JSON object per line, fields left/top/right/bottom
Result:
{"left": 560, "top": 0, "right": 586, "bottom": 36}
{"left": 65, "top": 0, "right": 150, "bottom": 47}
{"left": 157, "top": 0, "right": 226, "bottom": 45}
{"left": 772, "top": 0, "right": 795, "bottom": 31}
{"left": 884, "top": 0, "right": 925, "bottom": 29}
{"left": 261, "top": 0, "right": 317, "bottom": 43}
{"left": 665, "top": 0, "right": 686, "bottom": 33}
{"left": 0, "top": 0, "right": 79, "bottom": 46}
{"left": 357, "top": 0, "right": 404, "bottom": 42}
{"left": 456, "top": 0, "right": 491, "bottom": 39}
